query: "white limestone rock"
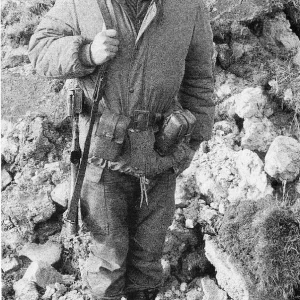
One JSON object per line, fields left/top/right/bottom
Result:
{"left": 264, "top": 136, "right": 300, "bottom": 182}
{"left": 19, "top": 241, "right": 62, "bottom": 265}
{"left": 186, "top": 288, "right": 204, "bottom": 300}
{"left": 23, "top": 261, "right": 63, "bottom": 288}
{"left": 13, "top": 279, "right": 39, "bottom": 300}
{"left": 201, "top": 276, "right": 227, "bottom": 300}
{"left": 235, "top": 87, "right": 270, "bottom": 119}
{"left": 228, "top": 149, "right": 273, "bottom": 202}
{"left": 1, "top": 168, "right": 12, "bottom": 190}
{"left": 1, "top": 256, "right": 20, "bottom": 273}
{"left": 241, "top": 117, "right": 278, "bottom": 152}
{"left": 50, "top": 179, "right": 70, "bottom": 208}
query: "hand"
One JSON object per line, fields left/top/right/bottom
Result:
{"left": 90, "top": 29, "right": 119, "bottom": 65}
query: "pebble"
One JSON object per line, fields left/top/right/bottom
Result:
{"left": 180, "top": 282, "right": 188, "bottom": 292}
{"left": 185, "top": 219, "right": 195, "bottom": 229}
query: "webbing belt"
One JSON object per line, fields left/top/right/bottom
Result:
{"left": 64, "top": 0, "right": 114, "bottom": 234}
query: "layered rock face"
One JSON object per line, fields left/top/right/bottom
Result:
{"left": 1, "top": 0, "right": 300, "bottom": 300}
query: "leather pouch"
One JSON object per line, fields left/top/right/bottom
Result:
{"left": 128, "top": 129, "right": 174, "bottom": 178}
{"left": 155, "top": 109, "right": 196, "bottom": 156}
{"left": 89, "top": 109, "right": 131, "bottom": 162}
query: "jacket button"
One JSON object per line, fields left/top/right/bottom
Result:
{"left": 129, "top": 88, "right": 134, "bottom": 93}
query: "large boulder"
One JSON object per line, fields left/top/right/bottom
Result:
{"left": 264, "top": 136, "right": 300, "bottom": 182}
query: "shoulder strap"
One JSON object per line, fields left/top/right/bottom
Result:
{"left": 65, "top": 0, "right": 114, "bottom": 232}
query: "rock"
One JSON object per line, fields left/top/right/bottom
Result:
{"left": 23, "top": 261, "right": 63, "bottom": 288}
{"left": 241, "top": 117, "right": 278, "bottom": 152}
{"left": 201, "top": 276, "right": 227, "bottom": 300}
{"left": 185, "top": 219, "right": 195, "bottom": 229}
{"left": 51, "top": 179, "right": 70, "bottom": 208}
{"left": 1, "top": 256, "right": 20, "bottom": 273}
{"left": 2, "top": 186, "right": 56, "bottom": 227}
{"left": 2, "top": 281, "right": 10, "bottom": 298}
{"left": 1, "top": 168, "right": 12, "bottom": 190}
{"left": 13, "top": 279, "right": 39, "bottom": 300}
{"left": 180, "top": 282, "right": 188, "bottom": 292}
{"left": 182, "top": 251, "right": 211, "bottom": 279}
{"left": 2, "top": 46, "right": 29, "bottom": 69}
{"left": 228, "top": 150, "right": 273, "bottom": 202}
{"left": 19, "top": 241, "right": 62, "bottom": 265}
{"left": 42, "top": 283, "right": 67, "bottom": 299}
{"left": 186, "top": 288, "right": 204, "bottom": 300}
{"left": 259, "top": 13, "right": 300, "bottom": 58}
{"left": 31, "top": 169, "right": 51, "bottom": 185}
{"left": 196, "top": 140, "right": 237, "bottom": 203}
{"left": 216, "top": 82, "right": 232, "bottom": 99}
{"left": 296, "top": 179, "right": 300, "bottom": 194}
{"left": 264, "top": 136, "right": 300, "bottom": 182}
{"left": 2, "top": 115, "right": 59, "bottom": 167}
{"left": 235, "top": 87, "right": 270, "bottom": 119}
{"left": 161, "top": 258, "right": 171, "bottom": 278}
{"left": 218, "top": 203, "right": 226, "bottom": 215}
{"left": 205, "top": 235, "right": 255, "bottom": 300}
{"left": 42, "top": 286, "right": 56, "bottom": 299}
{"left": 208, "top": 0, "right": 278, "bottom": 22}
{"left": 198, "top": 206, "right": 218, "bottom": 227}
{"left": 293, "top": 49, "right": 300, "bottom": 67}
{"left": 1, "top": 227, "right": 27, "bottom": 249}
{"left": 61, "top": 290, "right": 85, "bottom": 300}
{"left": 175, "top": 158, "right": 199, "bottom": 206}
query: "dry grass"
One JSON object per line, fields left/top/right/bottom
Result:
{"left": 1, "top": 0, "right": 55, "bottom": 47}
{"left": 267, "top": 57, "right": 300, "bottom": 137}
{"left": 218, "top": 199, "right": 300, "bottom": 300}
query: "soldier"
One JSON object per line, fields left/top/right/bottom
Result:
{"left": 28, "top": 0, "right": 215, "bottom": 299}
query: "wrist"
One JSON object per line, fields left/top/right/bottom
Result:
{"left": 78, "top": 43, "right": 96, "bottom": 67}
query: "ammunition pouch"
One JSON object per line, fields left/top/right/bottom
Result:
{"left": 154, "top": 109, "right": 196, "bottom": 156}
{"left": 89, "top": 109, "right": 131, "bottom": 162}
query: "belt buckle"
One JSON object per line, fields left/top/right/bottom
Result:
{"left": 133, "top": 110, "right": 150, "bottom": 131}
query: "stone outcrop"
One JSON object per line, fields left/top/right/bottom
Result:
{"left": 264, "top": 136, "right": 300, "bottom": 182}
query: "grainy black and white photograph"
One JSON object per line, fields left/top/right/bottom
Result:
{"left": 1, "top": 0, "right": 300, "bottom": 299}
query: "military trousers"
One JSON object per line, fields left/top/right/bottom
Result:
{"left": 81, "top": 165, "right": 176, "bottom": 299}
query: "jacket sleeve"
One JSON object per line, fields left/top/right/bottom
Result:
{"left": 28, "top": 0, "right": 96, "bottom": 79}
{"left": 178, "top": 1, "right": 215, "bottom": 149}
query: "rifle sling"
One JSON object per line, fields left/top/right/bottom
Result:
{"left": 65, "top": 0, "right": 114, "bottom": 224}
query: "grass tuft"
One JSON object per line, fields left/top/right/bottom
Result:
{"left": 218, "top": 199, "right": 300, "bottom": 300}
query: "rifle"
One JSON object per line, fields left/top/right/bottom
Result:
{"left": 63, "top": 0, "right": 113, "bottom": 236}
{"left": 65, "top": 88, "right": 82, "bottom": 235}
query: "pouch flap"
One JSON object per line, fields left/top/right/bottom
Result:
{"left": 95, "top": 109, "right": 119, "bottom": 141}
{"left": 114, "top": 115, "right": 131, "bottom": 144}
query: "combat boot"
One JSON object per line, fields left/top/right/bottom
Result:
{"left": 126, "top": 289, "right": 159, "bottom": 300}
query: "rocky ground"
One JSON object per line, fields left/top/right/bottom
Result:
{"left": 2, "top": 0, "right": 300, "bottom": 300}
